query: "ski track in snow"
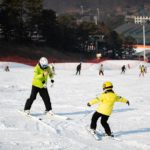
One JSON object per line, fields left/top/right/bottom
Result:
{"left": 0, "top": 60, "right": 150, "bottom": 150}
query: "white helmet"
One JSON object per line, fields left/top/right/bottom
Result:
{"left": 39, "top": 57, "right": 48, "bottom": 68}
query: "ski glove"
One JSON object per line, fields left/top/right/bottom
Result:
{"left": 87, "top": 103, "right": 91, "bottom": 107}
{"left": 51, "top": 79, "right": 54, "bottom": 83}
{"left": 43, "top": 71, "right": 48, "bottom": 76}
{"left": 126, "top": 101, "right": 130, "bottom": 106}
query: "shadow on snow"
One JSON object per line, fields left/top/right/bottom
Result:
{"left": 113, "top": 108, "right": 135, "bottom": 113}
{"left": 116, "top": 128, "right": 150, "bottom": 137}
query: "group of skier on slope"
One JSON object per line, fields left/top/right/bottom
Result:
{"left": 24, "top": 57, "right": 130, "bottom": 138}
{"left": 98, "top": 63, "right": 147, "bottom": 77}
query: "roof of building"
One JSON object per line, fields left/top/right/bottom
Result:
{"left": 134, "top": 44, "right": 150, "bottom": 53}
{"left": 115, "top": 23, "right": 150, "bottom": 45}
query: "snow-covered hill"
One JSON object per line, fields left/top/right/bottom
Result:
{"left": 0, "top": 60, "right": 150, "bottom": 150}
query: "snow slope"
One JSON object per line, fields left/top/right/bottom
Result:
{"left": 0, "top": 60, "right": 150, "bottom": 150}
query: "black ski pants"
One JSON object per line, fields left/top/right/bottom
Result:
{"left": 24, "top": 86, "right": 52, "bottom": 111}
{"left": 76, "top": 69, "right": 81, "bottom": 75}
{"left": 99, "top": 70, "right": 104, "bottom": 76}
{"left": 90, "top": 111, "right": 112, "bottom": 136}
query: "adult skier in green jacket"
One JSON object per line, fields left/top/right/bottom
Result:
{"left": 24, "top": 57, "right": 54, "bottom": 115}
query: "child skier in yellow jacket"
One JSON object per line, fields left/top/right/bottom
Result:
{"left": 87, "top": 81, "right": 130, "bottom": 137}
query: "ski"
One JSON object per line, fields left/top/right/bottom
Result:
{"left": 93, "top": 132, "right": 101, "bottom": 140}
{"left": 86, "top": 127, "right": 122, "bottom": 141}
{"left": 18, "top": 110, "right": 57, "bottom": 133}
{"left": 19, "top": 110, "right": 70, "bottom": 121}
{"left": 31, "top": 113, "right": 71, "bottom": 121}
{"left": 86, "top": 127, "right": 102, "bottom": 141}
{"left": 44, "top": 114, "right": 71, "bottom": 120}
{"left": 99, "top": 133, "right": 122, "bottom": 141}
{"left": 108, "top": 136, "right": 122, "bottom": 141}
{"left": 102, "top": 136, "right": 122, "bottom": 141}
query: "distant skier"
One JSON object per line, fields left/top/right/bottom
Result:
{"left": 128, "top": 64, "right": 130, "bottom": 69}
{"left": 144, "top": 66, "right": 147, "bottom": 74}
{"left": 24, "top": 57, "right": 55, "bottom": 116}
{"left": 139, "top": 65, "right": 145, "bottom": 77}
{"left": 99, "top": 64, "right": 104, "bottom": 76}
{"left": 87, "top": 81, "right": 130, "bottom": 137}
{"left": 121, "top": 65, "right": 126, "bottom": 74}
{"left": 4, "top": 65, "right": 10, "bottom": 72}
{"left": 51, "top": 63, "right": 55, "bottom": 75}
{"left": 76, "top": 63, "right": 82, "bottom": 75}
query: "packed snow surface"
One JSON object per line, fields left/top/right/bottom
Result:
{"left": 0, "top": 60, "right": 150, "bottom": 150}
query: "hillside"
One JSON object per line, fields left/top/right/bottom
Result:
{"left": 0, "top": 42, "right": 87, "bottom": 64}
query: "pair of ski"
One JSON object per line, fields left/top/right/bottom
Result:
{"left": 19, "top": 110, "right": 70, "bottom": 133}
{"left": 86, "top": 128, "right": 121, "bottom": 141}
{"left": 19, "top": 110, "right": 70, "bottom": 121}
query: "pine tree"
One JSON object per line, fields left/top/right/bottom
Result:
{"left": 0, "top": 0, "right": 43, "bottom": 41}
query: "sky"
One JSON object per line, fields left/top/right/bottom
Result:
{"left": 0, "top": 60, "right": 150, "bottom": 150}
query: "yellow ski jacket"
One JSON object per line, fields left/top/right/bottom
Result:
{"left": 32, "top": 64, "right": 54, "bottom": 88}
{"left": 140, "top": 66, "right": 145, "bottom": 73}
{"left": 88, "top": 91, "right": 128, "bottom": 116}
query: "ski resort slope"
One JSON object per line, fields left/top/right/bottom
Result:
{"left": 0, "top": 60, "right": 150, "bottom": 150}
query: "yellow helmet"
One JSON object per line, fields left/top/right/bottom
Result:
{"left": 102, "top": 81, "right": 113, "bottom": 90}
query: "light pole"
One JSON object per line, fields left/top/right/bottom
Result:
{"left": 135, "top": 16, "right": 149, "bottom": 61}
{"left": 80, "top": 5, "right": 84, "bottom": 15}
{"left": 97, "top": 8, "right": 100, "bottom": 23}
{"left": 142, "top": 23, "right": 146, "bottom": 61}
